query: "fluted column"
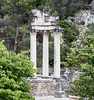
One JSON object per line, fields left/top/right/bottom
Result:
{"left": 30, "top": 32, "right": 37, "bottom": 77}
{"left": 54, "top": 31, "right": 60, "bottom": 78}
{"left": 42, "top": 31, "right": 49, "bottom": 77}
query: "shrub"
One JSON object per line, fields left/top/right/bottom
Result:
{"left": 0, "top": 41, "right": 35, "bottom": 100}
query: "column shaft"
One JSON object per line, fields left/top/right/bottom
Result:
{"left": 54, "top": 32, "right": 60, "bottom": 78}
{"left": 30, "top": 32, "right": 37, "bottom": 77}
{"left": 43, "top": 32, "right": 49, "bottom": 77}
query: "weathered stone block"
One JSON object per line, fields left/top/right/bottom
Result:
{"left": 54, "top": 91, "right": 69, "bottom": 98}
{"left": 69, "top": 96, "right": 79, "bottom": 100}
{"left": 29, "top": 78, "right": 60, "bottom": 97}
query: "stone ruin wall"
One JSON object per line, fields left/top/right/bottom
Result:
{"left": 29, "top": 68, "right": 80, "bottom": 97}
{"left": 30, "top": 79, "right": 60, "bottom": 97}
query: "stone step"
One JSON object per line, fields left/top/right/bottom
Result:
{"left": 35, "top": 96, "right": 70, "bottom": 100}
{"left": 54, "top": 91, "right": 69, "bottom": 98}
{"left": 35, "top": 96, "right": 79, "bottom": 100}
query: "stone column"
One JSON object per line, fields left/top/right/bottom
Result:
{"left": 54, "top": 31, "right": 60, "bottom": 78}
{"left": 30, "top": 32, "right": 37, "bottom": 77}
{"left": 42, "top": 31, "right": 49, "bottom": 77}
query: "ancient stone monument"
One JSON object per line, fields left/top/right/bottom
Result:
{"left": 29, "top": 8, "right": 80, "bottom": 99}
{"left": 30, "top": 7, "right": 62, "bottom": 78}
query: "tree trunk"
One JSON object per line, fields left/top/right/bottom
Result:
{"left": 13, "top": 27, "right": 26, "bottom": 53}
{"left": 18, "top": 32, "right": 26, "bottom": 47}
{"left": 6, "top": 26, "right": 10, "bottom": 51}
{"left": 13, "top": 27, "right": 19, "bottom": 53}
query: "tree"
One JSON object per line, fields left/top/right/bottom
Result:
{"left": 42, "top": 0, "right": 68, "bottom": 19}
{"left": 52, "top": 0, "right": 68, "bottom": 19}
{"left": 0, "top": 0, "right": 43, "bottom": 53}
{"left": 60, "top": 44, "right": 71, "bottom": 66}
{"left": 57, "top": 20, "right": 79, "bottom": 46}
{"left": 0, "top": 15, "right": 14, "bottom": 51}
{"left": 0, "top": 41, "right": 35, "bottom": 100}
{"left": 85, "top": 23, "right": 94, "bottom": 36}
{"left": 66, "top": 0, "right": 93, "bottom": 17}
{"left": 63, "top": 34, "right": 94, "bottom": 100}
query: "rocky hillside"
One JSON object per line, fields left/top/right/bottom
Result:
{"left": 68, "top": 1, "right": 94, "bottom": 29}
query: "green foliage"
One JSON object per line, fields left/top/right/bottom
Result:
{"left": 85, "top": 23, "right": 94, "bottom": 36}
{"left": 80, "top": 21, "right": 85, "bottom": 25}
{"left": 52, "top": 0, "right": 68, "bottom": 19}
{"left": 0, "top": 41, "right": 35, "bottom": 100}
{"left": 64, "top": 34, "right": 94, "bottom": 99}
{"left": 0, "top": 0, "right": 92, "bottom": 53}
{"left": 58, "top": 20, "right": 79, "bottom": 46}
{"left": 0, "top": 0, "right": 43, "bottom": 52}
{"left": 66, "top": 0, "right": 83, "bottom": 17}
{"left": 37, "top": 43, "right": 43, "bottom": 68}
{"left": 60, "top": 44, "right": 71, "bottom": 66}
{"left": 42, "top": 0, "right": 68, "bottom": 19}
{"left": 66, "top": 0, "right": 92, "bottom": 17}
{"left": 49, "top": 42, "right": 54, "bottom": 68}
